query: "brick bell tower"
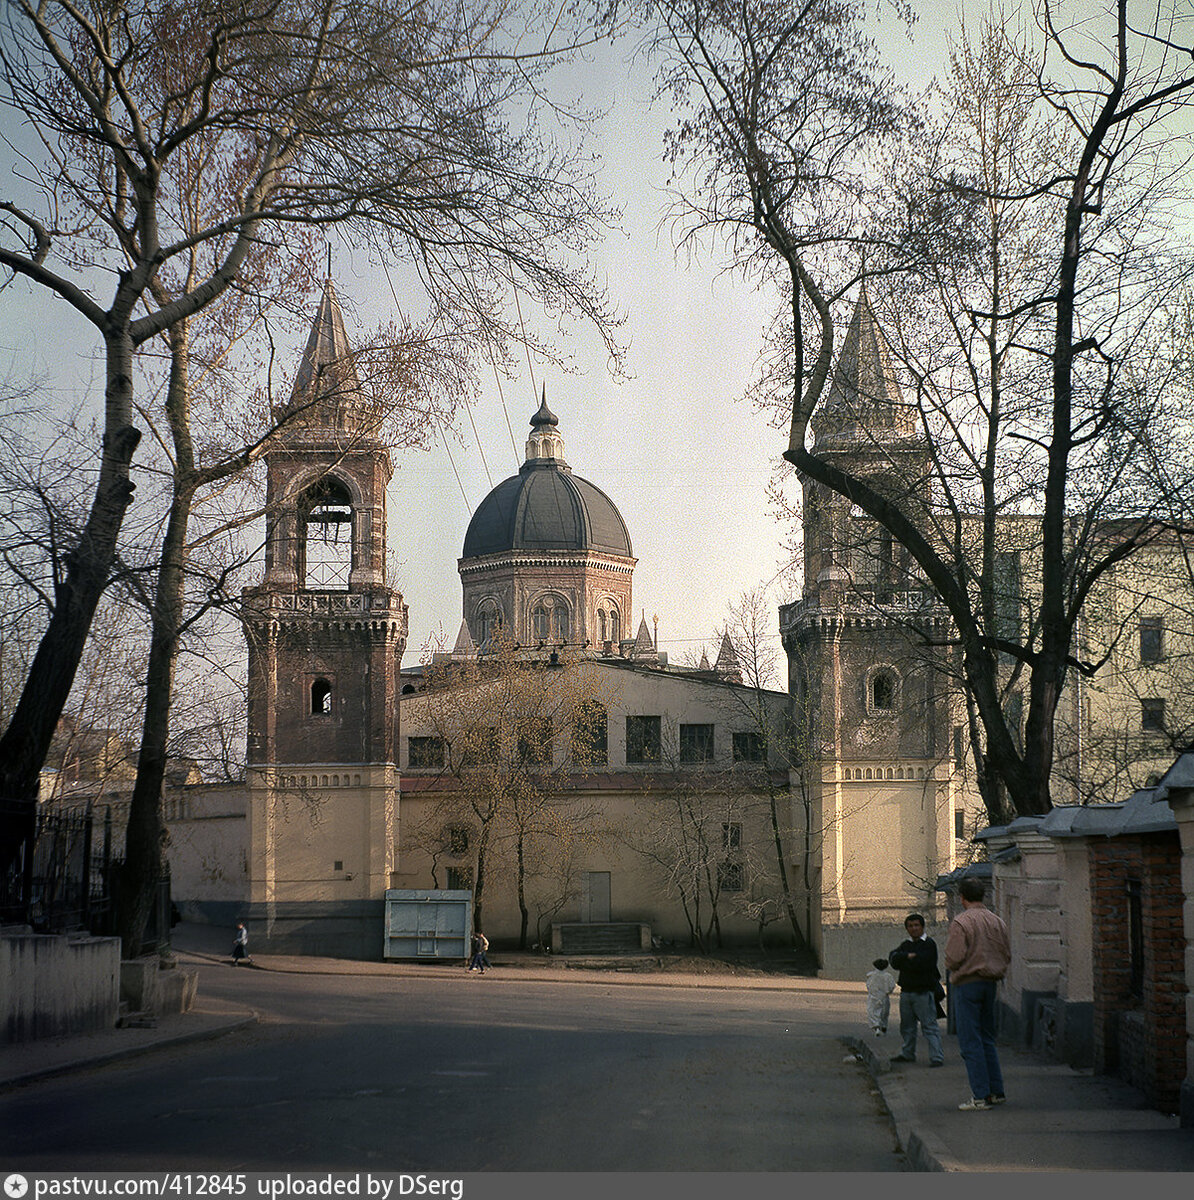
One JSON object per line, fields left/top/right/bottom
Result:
{"left": 242, "top": 276, "right": 408, "bottom": 956}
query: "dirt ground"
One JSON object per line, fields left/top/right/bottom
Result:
{"left": 551, "top": 944, "right": 820, "bottom": 977}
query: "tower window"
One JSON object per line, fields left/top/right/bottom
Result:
{"left": 311, "top": 679, "right": 333, "bottom": 715}
{"left": 531, "top": 595, "right": 569, "bottom": 644}
{"left": 870, "top": 671, "right": 896, "bottom": 713}
{"left": 531, "top": 603, "right": 549, "bottom": 642}
{"left": 477, "top": 602, "right": 502, "bottom": 645}
{"left": 301, "top": 477, "right": 353, "bottom": 590}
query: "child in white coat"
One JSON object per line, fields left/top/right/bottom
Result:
{"left": 866, "top": 958, "right": 896, "bottom": 1036}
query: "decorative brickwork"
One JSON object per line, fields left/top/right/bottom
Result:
{"left": 1089, "top": 832, "right": 1186, "bottom": 1112}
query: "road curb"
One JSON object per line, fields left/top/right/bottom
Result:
{"left": 844, "top": 1034, "right": 961, "bottom": 1173}
{"left": 178, "top": 948, "right": 862, "bottom": 995}
{"left": 0, "top": 1012, "right": 259, "bottom": 1093}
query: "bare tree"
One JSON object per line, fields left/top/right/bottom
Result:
{"left": 0, "top": 0, "right": 620, "bottom": 875}
{"left": 404, "top": 634, "right": 608, "bottom": 946}
{"left": 652, "top": 0, "right": 1194, "bottom": 819}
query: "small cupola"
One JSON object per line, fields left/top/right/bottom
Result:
{"left": 525, "top": 387, "right": 567, "bottom": 465}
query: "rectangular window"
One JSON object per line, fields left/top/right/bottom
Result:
{"left": 1003, "top": 691, "right": 1024, "bottom": 751}
{"left": 447, "top": 827, "right": 469, "bottom": 856}
{"left": 626, "top": 715, "right": 662, "bottom": 764}
{"left": 446, "top": 866, "right": 473, "bottom": 891}
{"left": 408, "top": 736, "right": 445, "bottom": 769}
{"left": 953, "top": 726, "right": 965, "bottom": 772}
{"left": 518, "top": 719, "right": 553, "bottom": 766}
{"left": 993, "top": 550, "right": 1023, "bottom": 655}
{"left": 679, "top": 723, "right": 714, "bottom": 764}
{"left": 717, "top": 861, "right": 744, "bottom": 892}
{"left": 1140, "top": 617, "right": 1164, "bottom": 664}
{"left": 954, "top": 810, "right": 965, "bottom": 840}
{"left": 572, "top": 704, "right": 607, "bottom": 767}
{"left": 722, "top": 821, "right": 741, "bottom": 851}
{"left": 472, "top": 726, "right": 499, "bottom": 764}
{"left": 732, "top": 730, "right": 766, "bottom": 763}
{"left": 1141, "top": 698, "right": 1166, "bottom": 733}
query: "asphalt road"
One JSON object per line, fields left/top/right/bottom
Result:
{"left": 0, "top": 963, "right": 905, "bottom": 1173}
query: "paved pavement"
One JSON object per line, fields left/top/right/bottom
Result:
{"left": 3, "top": 923, "right": 1193, "bottom": 1173}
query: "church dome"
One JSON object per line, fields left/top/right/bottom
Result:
{"left": 461, "top": 397, "right": 633, "bottom": 560}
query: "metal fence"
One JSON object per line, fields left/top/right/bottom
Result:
{"left": 1, "top": 803, "right": 113, "bottom": 933}
{"left": 1, "top": 804, "right": 172, "bottom": 954}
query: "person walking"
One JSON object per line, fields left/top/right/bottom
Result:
{"left": 888, "top": 913, "right": 945, "bottom": 1066}
{"left": 945, "top": 876, "right": 1011, "bottom": 1111}
{"left": 865, "top": 958, "right": 896, "bottom": 1036}
{"left": 231, "top": 922, "right": 250, "bottom": 966}
{"left": 468, "top": 930, "right": 489, "bottom": 973}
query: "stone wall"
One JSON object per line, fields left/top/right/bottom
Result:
{"left": 1089, "top": 831, "right": 1186, "bottom": 1113}
{"left": 2, "top": 933, "right": 120, "bottom": 1043}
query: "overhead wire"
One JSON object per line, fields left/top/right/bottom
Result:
{"left": 379, "top": 257, "right": 473, "bottom": 512}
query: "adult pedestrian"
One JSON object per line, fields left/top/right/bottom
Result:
{"left": 888, "top": 912, "right": 944, "bottom": 1067}
{"left": 944, "top": 877, "right": 1011, "bottom": 1111}
{"left": 232, "top": 922, "right": 250, "bottom": 966}
{"left": 468, "top": 930, "right": 490, "bottom": 973}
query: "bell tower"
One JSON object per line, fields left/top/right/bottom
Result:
{"left": 781, "top": 287, "right": 959, "bottom": 977}
{"left": 242, "top": 277, "right": 408, "bottom": 955}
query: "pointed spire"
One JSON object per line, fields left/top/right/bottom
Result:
{"left": 283, "top": 277, "right": 377, "bottom": 438}
{"left": 292, "top": 276, "right": 356, "bottom": 401}
{"left": 714, "top": 633, "right": 743, "bottom": 684}
{"left": 631, "top": 613, "right": 656, "bottom": 661}
{"left": 530, "top": 383, "right": 558, "bottom": 429}
{"left": 451, "top": 620, "right": 477, "bottom": 659}
{"left": 815, "top": 285, "right": 915, "bottom": 445}
{"left": 698, "top": 650, "right": 711, "bottom": 671}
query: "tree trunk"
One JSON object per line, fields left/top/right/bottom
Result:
{"left": 0, "top": 328, "right": 140, "bottom": 873}
{"left": 118, "top": 324, "right": 194, "bottom": 956}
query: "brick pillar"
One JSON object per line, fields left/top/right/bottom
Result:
{"left": 1165, "top": 782, "right": 1194, "bottom": 1128}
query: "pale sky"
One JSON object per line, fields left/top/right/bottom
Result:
{"left": 362, "top": 9, "right": 954, "bottom": 664}
{"left": 0, "top": 3, "right": 956, "bottom": 676}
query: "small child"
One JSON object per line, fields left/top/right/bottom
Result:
{"left": 866, "top": 957, "right": 896, "bottom": 1036}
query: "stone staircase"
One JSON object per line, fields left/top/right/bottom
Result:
{"left": 552, "top": 922, "right": 651, "bottom": 954}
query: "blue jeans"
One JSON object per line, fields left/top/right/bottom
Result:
{"left": 899, "top": 989, "right": 944, "bottom": 1063}
{"left": 953, "top": 979, "right": 1004, "bottom": 1099}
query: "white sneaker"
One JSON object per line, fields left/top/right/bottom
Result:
{"left": 958, "top": 1097, "right": 991, "bottom": 1111}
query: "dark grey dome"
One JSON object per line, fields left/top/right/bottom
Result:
{"left": 462, "top": 462, "right": 633, "bottom": 559}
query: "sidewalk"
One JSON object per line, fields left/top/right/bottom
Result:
{"left": 847, "top": 1032, "right": 1194, "bottom": 1172}
{"left": 4, "top": 925, "right": 1192, "bottom": 1172}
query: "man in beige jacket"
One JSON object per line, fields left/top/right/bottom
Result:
{"left": 944, "top": 877, "right": 1011, "bottom": 1111}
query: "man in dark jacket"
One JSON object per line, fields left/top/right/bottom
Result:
{"left": 888, "top": 912, "right": 944, "bottom": 1066}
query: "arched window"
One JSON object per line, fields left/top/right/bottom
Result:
{"left": 311, "top": 679, "right": 332, "bottom": 715}
{"left": 531, "top": 603, "right": 550, "bottom": 641}
{"left": 608, "top": 607, "right": 620, "bottom": 644}
{"left": 530, "top": 595, "right": 569, "bottom": 643}
{"left": 301, "top": 477, "right": 353, "bottom": 590}
{"left": 477, "top": 602, "right": 502, "bottom": 645}
{"left": 870, "top": 669, "right": 897, "bottom": 713}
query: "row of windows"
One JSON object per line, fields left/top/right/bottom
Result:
{"left": 407, "top": 720, "right": 768, "bottom": 769}
{"left": 439, "top": 823, "right": 745, "bottom": 891}
{"left": 475, "top": 599, "right": 622, "bottom": 646}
